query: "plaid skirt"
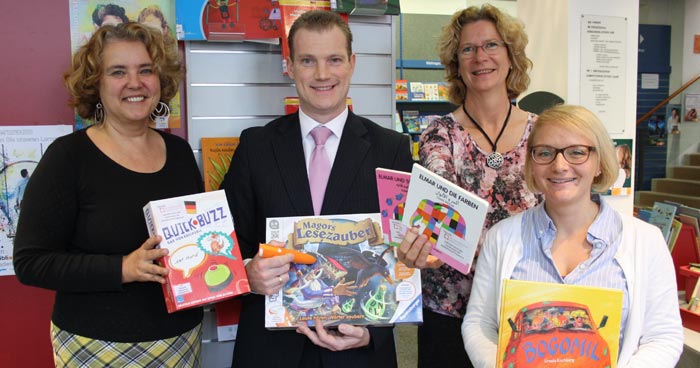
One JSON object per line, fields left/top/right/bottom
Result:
{"left": 51, "top": 322, "right": 202, "bottom": 368}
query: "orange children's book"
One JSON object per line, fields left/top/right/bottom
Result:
{"left": 143, "top": 190, "right": 250, "bottom": 313}
{"left": 201, "top": 137, "right": 240, "bottom": 192}
{"left": 497, "top": 279, "right": 623, "bottom": 368}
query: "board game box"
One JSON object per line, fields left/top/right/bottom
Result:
{"left": 264, "top": 213, "right": 422, "bottom": 328}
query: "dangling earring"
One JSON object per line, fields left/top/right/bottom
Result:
{"left": 93, "top": 102, "right": 105, "bottom": 124}
{"left": 150, "top": 101, "right": 170, "bottom": 126}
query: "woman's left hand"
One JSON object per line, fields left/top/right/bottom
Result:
{"left": 121, "top": 235, "right": 169, "bottom": 284}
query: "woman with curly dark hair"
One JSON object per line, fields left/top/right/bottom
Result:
{"left": 13, "top": 23, "right": 203, "bottom": 367}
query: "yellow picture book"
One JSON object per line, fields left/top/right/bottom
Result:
{"left": 201, "top": 137, "right": 240, "bottom": 192}
{"left": 497, "top": 279, "right": 623, "bottom": 368}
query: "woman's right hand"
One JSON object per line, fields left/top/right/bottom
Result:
{"left": 397, "top": 226, "right": 444, "bottom": 269}
{"left": 121, "top": 235, "right": 169, "bottom": 284}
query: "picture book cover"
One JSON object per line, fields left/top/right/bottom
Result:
{"left": 401, "top": 110, "right": 421, "bottom": 133}
{"left": 176, "top": 0, "right": 282, "bottom": 41}
{"left": 606, "top": 139, "right": 633, "bottom": 196}
{"left": 279, "top": 0, "right": 336, "bottom": 74}
{"left": 264, "top": 213, "right": 422, "bottom": 328}
{"left": 669, "top": 218, "right": 683, "bottom": 252}
{"left": 395, "top": 79, "right": 408, "bottom": 101}
{"left": 201, "top": 137, "right": 240, "bottom": 192}
{"left": 648, "top": 201, "right": 678, "bottom": 242}
{"left": 330, "top": 0, "right": 401, "bottom": 16}
{"left": 375, "top": 168, "right": 410, "bottom": 247}
{"left": 143, "top": 190, "right": 250, "bottom": 313}
{"left": 0, "top": 125, "right": 72, "bottom": 276}
{"left": 497, "top": 279, "right": 623, "bottom": 368}
{"left": 402, "top": 163, "right": 488, "bottom": 274}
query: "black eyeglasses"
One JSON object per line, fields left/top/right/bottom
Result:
{"left": 530, "top": 145, "right": 596, "bottom": 165}
{"left": 460, "top": 41, "right": 506, "bottom": 59}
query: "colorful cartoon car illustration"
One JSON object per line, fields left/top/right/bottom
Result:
{"left": 502, "top": 301, "right": 612, "bottom": 368}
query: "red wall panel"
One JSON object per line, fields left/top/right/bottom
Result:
{"left": 0, "top": 2, "right": 71, "bottom": 367}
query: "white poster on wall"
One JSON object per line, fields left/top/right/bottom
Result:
{"left": 580, "top": 14, "right": 627, "bottom": 134}
{"left": 0, "top": 125, "right": 72, "bottom": 276}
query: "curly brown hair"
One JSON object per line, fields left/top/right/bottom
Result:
{"left": 438, "top": 4, "right": 532, "bottom": 104}
{"left": 64, "top": 22, "right": 181, "bottom": 121}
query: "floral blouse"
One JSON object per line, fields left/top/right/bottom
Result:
{"left": 419, "top": 112, "right": 543, "bottom": 319}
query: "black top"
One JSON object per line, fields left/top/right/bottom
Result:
{"left": 13, "top": 128, "right": 203, "bottom": 342}
{"left": 221, "top": 111, "right": 413, "bottom": 368}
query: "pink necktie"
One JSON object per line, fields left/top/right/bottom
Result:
{"left": 309, "top": 126, "right": 333, "bottom": 215}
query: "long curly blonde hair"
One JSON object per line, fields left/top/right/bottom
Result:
{"left": 438, "top": 4, "right": 532, "bottom": 104}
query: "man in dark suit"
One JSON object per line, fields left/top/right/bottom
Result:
{"left": 220, "top": 9, "right": 412, "bottom": 368}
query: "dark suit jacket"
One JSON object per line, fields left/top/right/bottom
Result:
{"left": 221, "top": 111, "right": 413, "bottom": 368}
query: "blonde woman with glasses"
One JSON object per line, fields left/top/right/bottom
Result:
{"left": 462, "top": 105, "right": 683, "bottom": 368}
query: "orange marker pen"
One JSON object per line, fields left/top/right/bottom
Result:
{"left": 258, "top": 243, "right": 317, "bottom": 264}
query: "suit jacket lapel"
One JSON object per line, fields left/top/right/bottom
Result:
{"left": 271, "top": 114, "right": 314, "bottom": 215}
{"left": 322, "top": 112, "right": 370, "bottom": 214}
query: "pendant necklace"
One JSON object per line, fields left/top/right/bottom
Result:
{"left": 462, "top": 101, "right": 512, "bottom": 169}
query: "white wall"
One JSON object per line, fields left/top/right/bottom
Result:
{"left": 517, "top": 0, "right": 569, "bottom": 101}
{"left": 519, "top": 0, "right": 639, "bottom": 215}
{"left": 676, "top": 0, "right": 700, "bottom": 162}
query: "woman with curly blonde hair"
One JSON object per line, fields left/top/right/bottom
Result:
{"left": 398, "top": 5, "right": 542, "bottom": 367}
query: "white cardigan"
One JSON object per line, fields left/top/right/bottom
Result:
{"left": 462, "top": 212, "right": 684, "bottom": 368}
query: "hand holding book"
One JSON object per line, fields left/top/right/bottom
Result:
{"left": 397, "top": 226, "right": 444, "bottom": 269}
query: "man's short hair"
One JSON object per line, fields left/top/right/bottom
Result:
{"left": 288, "top": 10, "right": 352, "bottom": 60}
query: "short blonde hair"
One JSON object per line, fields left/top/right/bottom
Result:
{"left": 525, "top": 105, "right": 619, "bottom": 193}
{"left": 64, "top": 22, "right": 181, "bottom": 121}
{"left": 438, "top": 4, "right": 531, "bottom": 104}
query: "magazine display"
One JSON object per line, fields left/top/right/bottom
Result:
{"left": 375, "top": 168, "right": 410, "bottom": 247}
{"left": 497, "top": 279, "right": 623, "bottom": 368}
{"left": 402, "top": 163, "right": 488, "bottom": 274}
{"left": 264, "top": 213, "right": 422, "bottom": 328}
{"left": 143, "top": 190, "right": 249, "bottom": 312}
